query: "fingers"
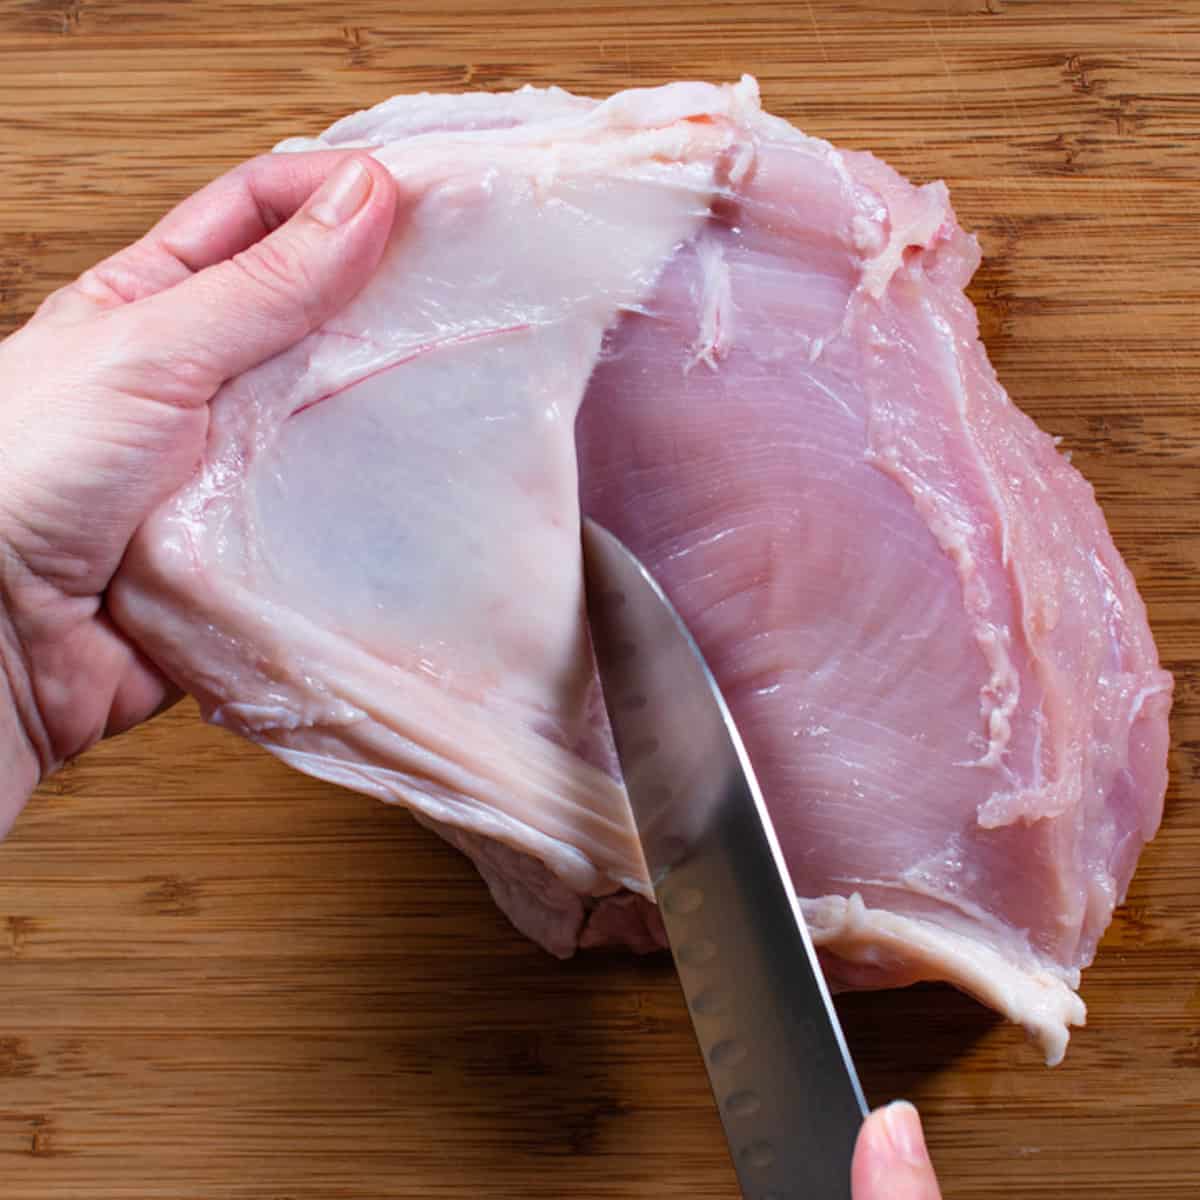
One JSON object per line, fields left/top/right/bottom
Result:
{"left": 108, "top": 152, "right": 399, "bottom": 405}
{"left": 851, "top": 1102, "right": 943, "bottom": 1200}
{"left": 146, "top": 150, "right": 386, "bottom": 278}
{"left": 40, "top": 150, "right": 391, "bottom": 320}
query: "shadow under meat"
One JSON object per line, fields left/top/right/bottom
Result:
{"left": 835, "top": 983, "right": 1003, "bottom": 1107}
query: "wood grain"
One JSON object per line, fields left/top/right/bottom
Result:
{"left": 0, "top": 2, "right": 1197, "bottom": 1196}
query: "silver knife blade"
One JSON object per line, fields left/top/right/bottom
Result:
{"left": 582, "top": 517, "right": 868, "bottom": 1199}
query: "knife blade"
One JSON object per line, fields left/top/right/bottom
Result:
{"left": 581, "top": 517, "right": 868, "bottom": 1199}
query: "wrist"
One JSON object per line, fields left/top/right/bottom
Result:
{"left": 0, "top": 641, "right": 41, "bottom": 832}
{"left": 0, "top": 551, "right": 44, "bottom": 827}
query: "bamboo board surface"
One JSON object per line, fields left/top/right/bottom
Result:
{"left": 0, "top": 2, "right": 1198, "bottom": 1196}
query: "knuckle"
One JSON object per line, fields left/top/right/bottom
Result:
{"left": 159, "top": 348, "right": 223, "bottom": 400}
{"left": 231, "top": 154, "right": 289, "bottom": 232}
{"left": 228, "top": 236, "right": 321, "bottom": 323}
{"left": 231, "top": 236, "right": 301, "bottom": 293}
{"left": 73, "top": 263, "right": 133, "bottom": 306}
{"left": 72, "top": 245, "right": 161, "bottom": 309}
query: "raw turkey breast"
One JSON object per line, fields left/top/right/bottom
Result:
{"left": 111, "top": 77, "right": 1172, "bottom": 1065}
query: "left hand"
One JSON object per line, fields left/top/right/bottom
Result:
{"left": 0, "top": 149, "right": 398, "bottom": 831}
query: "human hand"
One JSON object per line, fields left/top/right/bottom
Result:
{"left": 853, "top": 1101, "right": 943, "bottom": 1198}
{"left": 0, "top": 149, "right": 398, "bottom": 831}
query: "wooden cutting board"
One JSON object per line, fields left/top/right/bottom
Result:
{"left": 0, "top": 2, "right": 1197, "bottom": 1196}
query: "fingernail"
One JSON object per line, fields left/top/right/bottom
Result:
{"left": 308, "top": 158, "right": 373, "bottom": 228}
{"left": 881, "top": 1101, "right": 930, "bottom": 1169}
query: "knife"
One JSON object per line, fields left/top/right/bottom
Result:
{"left": 581, "top": 517, "right": 868, "bottom": 1199}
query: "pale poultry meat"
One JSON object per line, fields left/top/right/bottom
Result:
{"left": 111, "top": 77, "right": 1173, "bottom": 1065}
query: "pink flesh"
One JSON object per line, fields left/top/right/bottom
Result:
{"left": 112, "top": 78, "right": 1171, "bottom": 1064}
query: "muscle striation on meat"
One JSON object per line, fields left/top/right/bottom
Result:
{"left": 111, "top": 77, "right": 1173, "bottom": 1065}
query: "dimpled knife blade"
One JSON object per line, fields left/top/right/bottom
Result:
{"left": 582, "top": 518, "right": 868, "bottom": 1200}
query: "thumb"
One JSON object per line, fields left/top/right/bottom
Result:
{"left": 851, "top": 1102, "right": 943, "bottom": 1200}
{"left": 124, "top": 153, "right": 398, "bottom": 402}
